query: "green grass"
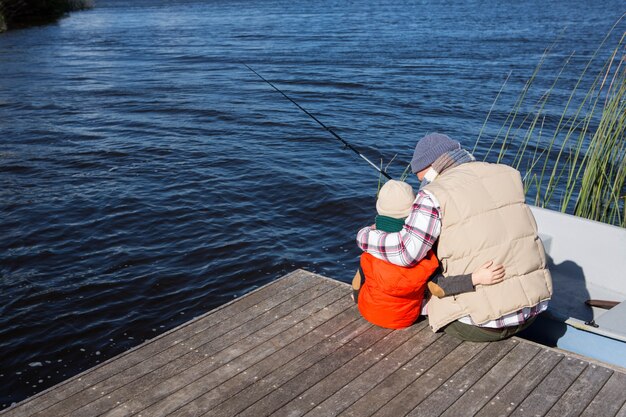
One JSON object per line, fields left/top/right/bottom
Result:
{"left": 474, "top": 19, "right": 626, "bottom": 228}
{"left": 0, "top": 0, "right": 93, "bottom": 31}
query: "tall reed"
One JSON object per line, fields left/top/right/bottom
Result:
{"left": 474, "top": 22, "right": 626, "bottom": 228}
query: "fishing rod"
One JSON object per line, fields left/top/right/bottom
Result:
{"left": 243, "top": 63, "right": 393, "bottom": 180}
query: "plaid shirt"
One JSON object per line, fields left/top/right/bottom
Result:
{"left": 357, "top": 189, "right": 549, "bottom": 329}
{"left": 356, "top": 190, "right": 441, "bottom": 267}
{"left": 458, "top": 301, "right": 549, "bottom": 328}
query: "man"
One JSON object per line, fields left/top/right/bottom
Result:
{"left": 357, "top": 133, "right": 552, "bottom": 342}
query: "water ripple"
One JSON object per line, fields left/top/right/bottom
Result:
{"left": 1, "top": 0, "right": 623, "bottom": 409}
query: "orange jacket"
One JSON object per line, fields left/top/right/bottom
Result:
{"left": 358, "top": 250, "right": 439, "bottom": 329}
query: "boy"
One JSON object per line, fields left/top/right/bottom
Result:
{"left": 353, "top": 180, "right": 505, "bottom": 329}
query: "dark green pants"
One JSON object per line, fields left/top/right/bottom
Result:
{"left": 442, "top": 316, "right": 537, "bottom": 342}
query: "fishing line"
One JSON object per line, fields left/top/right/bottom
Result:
{"left": 243, "top": 63, "right": 393, "bottom": 180}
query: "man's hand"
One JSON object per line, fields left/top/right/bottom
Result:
{"left": 471, "top": 261, "right": 505, "bottom": 286}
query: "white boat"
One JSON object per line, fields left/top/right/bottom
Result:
{"left": 523, "top": 206, "right": 626, "bottom": 368}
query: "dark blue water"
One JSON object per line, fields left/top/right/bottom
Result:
{"left": 1, "top": 0, "right": 624, "bottom": 408}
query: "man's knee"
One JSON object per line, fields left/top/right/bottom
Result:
{"left": 441, "top": 319, "right": 532, "bottom": 342}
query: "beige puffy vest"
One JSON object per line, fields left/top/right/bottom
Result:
{"left": 424, "top": 162, "right": 552, "bottom": 332}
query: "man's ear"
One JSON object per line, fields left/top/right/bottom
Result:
{"left": 423, "top": 168, "right": 439, "bottom": 182}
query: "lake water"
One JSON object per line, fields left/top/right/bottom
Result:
{"left": 1, "top": 0, "right": 624, "bottom": 408}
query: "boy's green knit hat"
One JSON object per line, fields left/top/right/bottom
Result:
{"left": 376, "top": 180, "right": 416, "bottom": 219}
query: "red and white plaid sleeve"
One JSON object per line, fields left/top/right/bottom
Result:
{"left": 356, "top": 190, "right": 441, "bottom": 267}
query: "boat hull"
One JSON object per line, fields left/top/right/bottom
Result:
{"left": 526, "top": 206, "right": 626, "bottom": 369}
{"left": 521, "top": 312, "right": 626, "bottom": 369}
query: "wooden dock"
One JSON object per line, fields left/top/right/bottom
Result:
{"left": 3, "top": 269, "right": 626, "bottom": 417}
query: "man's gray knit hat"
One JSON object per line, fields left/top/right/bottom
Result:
{"left": 410, "top": 133, "right": 461, "bottom": 173}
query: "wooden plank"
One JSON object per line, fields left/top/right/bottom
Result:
{"left": 78, "top": 283, "right": 347, "bottom": 417}
{"left": 281, "top": 322, "right": 439, "bottom": 417}
{"left": 56, "top": 279, "right": 341, "bottom": 417}
{"left": 24, "top": 274, "right": 336, "bottom": 417}
{"left": 166, "top": 297, "right": 361, "bottom": 417}
{"left": 406, "top": 338, "right": 519, "bottom": 417}
{"left": 545, "top": 364, "right": 613, "bottom": 417}
{"left": 212, "top": 325, "right": 395, "bottom": 417}
{"left": 439, "top": 340, "right": 541, "bottom": 417}
{"left": 579, "top": 372, "right": 626, "bottom": 417}
{"left": 507, "top": 357, "right": 587, "bottom": 417}
{"left": 371, "top": 341, "right": 486, "bottom": 417}
{"left": 1, "top": 270, "right": 315, "bottom": 417}
{"left": 474, "top": 348, "right": 563, "bottom": 417}
{"left": 204, "top": 320, "right": 381, "bottom": 417}
{"left": 5, "top": 271, "right": 626, "bottom": 417}
{"left": 118, "top": 288, "right": 354, "bottom": 417}
{"left": 234, "top": 324, "right": 421, "bottom": 417}
{"left": 339, "top": 335, "right": 462, "bottom": 417}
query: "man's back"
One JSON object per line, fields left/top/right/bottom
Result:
{"left": 424, "top": 162, "right": 552, "bottom": 331}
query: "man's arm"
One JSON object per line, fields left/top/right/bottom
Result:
{"left": 356, "top": 190, "right": 441, "bottom": 267}
{"left": 428, "top": 273, "right": 474, "bottom": 298}
{"left": 428, "top": 260, "right": 506, "bottom": 298}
